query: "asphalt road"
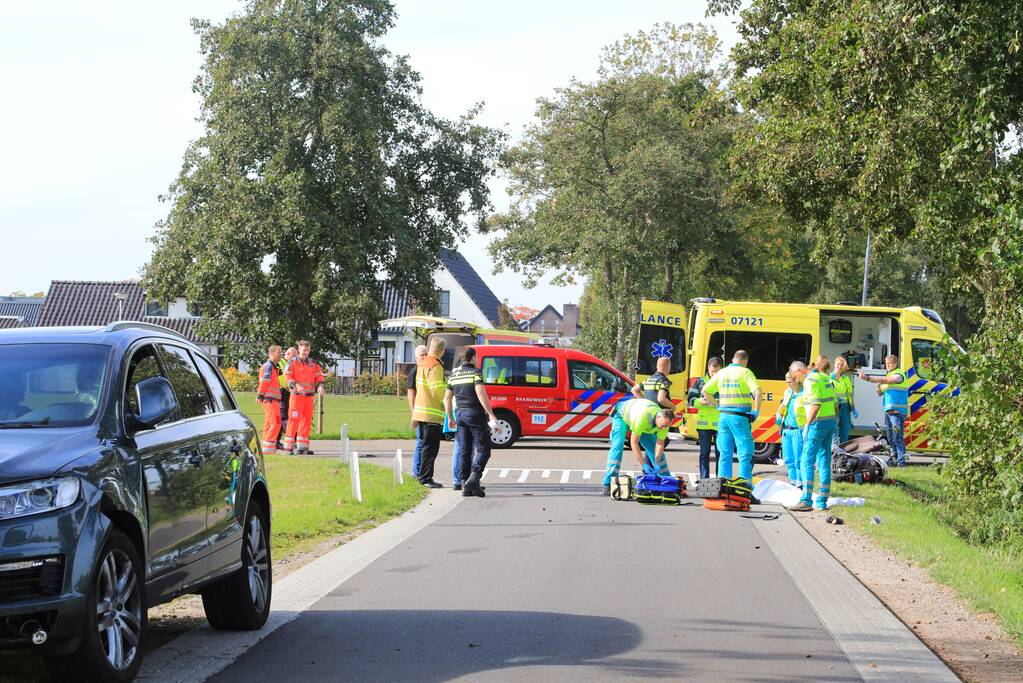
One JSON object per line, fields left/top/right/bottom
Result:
{"left": 211, "top": 483, "right": 861, "bottom": 682}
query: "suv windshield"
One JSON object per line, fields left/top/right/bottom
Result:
{"left": 0, "top": 343, "right": 110, "bottom": 427}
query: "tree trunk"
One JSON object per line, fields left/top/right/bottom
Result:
{"left": 664, "top": 258, "right": 674, "bottom": 300}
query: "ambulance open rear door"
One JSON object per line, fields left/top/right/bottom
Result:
{"left": 635, "top": 300, "right": 689, "bottom": 426}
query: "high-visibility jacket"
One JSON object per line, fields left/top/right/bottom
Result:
{"left": 695, "top": 374, "right": 719, "bottom": 430}
{"left": 778, "top": 387, "right": 806, "bottom": 428}
{"left": 803, "top": 370, "right": 837, "bottom": 420}
{"left": 703, "top": 363, "right": 759, "bottom": 414}
{"left": 257, "top": 360, "right": 282, "bottom": 402}
{"left": 413, "top": 355, "right": 447, "bottom": 424}
{"left": 285, "top": 357, "right": 324, "bottom": 396}
{"left": 277, "top": 359, "right": 289, "bottom": 390}
{"left": 637, "top": 371, "right": 671, "bottom": 406}
{"left": 881, "top": 368, "right": 910, "bottom": 416}
{"left": 618, "top": 398, "right": 667, "bottom": 439}
{"left": 831, "top": 371, "right": 854, "bottom": 406}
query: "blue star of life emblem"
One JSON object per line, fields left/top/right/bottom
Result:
{"left": 651, "top": 339, "right": 673, "bottom": 358}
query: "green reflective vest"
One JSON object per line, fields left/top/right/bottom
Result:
{"left": 695, "top": 374, "right": 719, "bottom": 430}
{"left": 803, "top": 370, "right": 837, "bottom": 420}
{"left": 704, "top": 363, "right": 759, "bottom": 413}
{"left": 778, "top": 387, "right": 806, "bottom": 428}
{"left": 831, "top": 372, "right": 854, "bottom": 405}
{"left": 619, "top": 398, "right": 667, "bottom": 438}
{"left": 881, "top": 369, "right": 910, "bottom": 416}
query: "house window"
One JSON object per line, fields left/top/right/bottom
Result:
{"left": 144, "top": 300, "right": 167, "bottom": 317}
{"left": 438, "top": 291, "right": 450, "bottom": 317}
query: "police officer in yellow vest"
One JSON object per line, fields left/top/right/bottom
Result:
{"left": 776, "top": 364, "right": 807, "bottom": 487}
{"left": 701, "top": 350, "right": 761, "bottom": 491}
{"left": 789, "top": 356, "right": 838, "bottom": 511}
{"left": 859, "top": 354, "right": 909, "bottom": 467}
{"left": 688, "top": 357, "right": 722, "bottom": 479}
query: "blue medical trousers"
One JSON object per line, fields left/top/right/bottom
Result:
{"left": 603, "top": 409, "right": 667, "bottom": 486}
{"left": 781, "top": 426, "right": 803, "bottom": 486}
{"left": 716, "top": 411, "right": 755, "bottom": 488}
{"left": 697, "top": 429, "right": 716, "bottom": 480}
{"left": 832, "top": 403, "right": 852, "bottom": 446}
{"left": 412, "top": 431, "right": 423, "bottom": 478}
{"left": 800, "top": 419, "right": 836, "bottom": 508}
{"left": 885, "top": 411, "right": 907, "bottom": 466}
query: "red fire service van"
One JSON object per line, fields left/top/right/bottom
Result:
{"left": 469, "top": 345, "right": 635, "bottom": 448}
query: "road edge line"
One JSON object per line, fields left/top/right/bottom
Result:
{"left": 754, "top": 510, "right": 961, "bottom": 683}
{"left": 137, "top": 489, "right": 462, "bottom": 683}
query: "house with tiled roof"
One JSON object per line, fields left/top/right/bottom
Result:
{"left": 34, "top": 281, "right": 224, "bottom": 360}
{"left": 0, "top": 295, "right": 46, "bottom": 327}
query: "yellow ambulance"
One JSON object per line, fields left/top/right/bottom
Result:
{"left": 635, "top": 298, "right": 956, "bottom": 461}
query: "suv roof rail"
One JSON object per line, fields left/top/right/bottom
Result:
{"left": 104, "top": 320, "right": 188, "bottom": 340}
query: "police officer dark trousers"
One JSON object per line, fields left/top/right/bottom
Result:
{"left": 444, "top": 347, "right": 498, "bottom": 498}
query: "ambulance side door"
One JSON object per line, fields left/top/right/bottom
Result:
{"left": 902, "top": 332, "right": 953, "bottom": 452}
{"left": 635, "top": 300, "right": 689, "bottom": 424}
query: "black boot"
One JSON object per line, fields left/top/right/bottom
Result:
{"left": 465, "top": 471, "right": 485, "bottom": 497}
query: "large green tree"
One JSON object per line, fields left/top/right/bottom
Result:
{"left": 488, "top": 24, "right": 746, "bottom": 368}
{"left": 145, "top": 0, "right": 502, "bottom": 359}
{"left": 711, "top": 0, "right": 1023, "bottom": 544}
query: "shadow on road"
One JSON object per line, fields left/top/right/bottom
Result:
{"left": 211, "top": 609, "right": 682, "bottom": 681}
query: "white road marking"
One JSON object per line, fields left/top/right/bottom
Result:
{"left": 499, "top": 469, "right": 510, "bottom": 478}
{"left": 560, "top": 470, "right": 572, "bottom": 483}
{"left": 516, "top": 469, "right": 531, "bottom": 483}
{"left": 583, "top": 470, "right": 592, "bottom": 480}
{"left": 541, "top": 469, "right": 551, "bottom": 478}
{"left": 468, "top": 468, "right": 702, "bottom": 486}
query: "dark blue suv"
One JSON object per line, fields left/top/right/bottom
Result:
{"left": 0, "top": 323, "right": 271, "bottom": 681}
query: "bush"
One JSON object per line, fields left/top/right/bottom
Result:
{"left": 350, "top": 372, "right": 405, "bottom": 395}
{"left": 222, "top": 366, "right": 258, "bottom": 392}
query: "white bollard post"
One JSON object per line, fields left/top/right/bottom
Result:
{"left": 340, "top": 423, "right": 349, "bottom": 466}
{"left": 394, "top": 448, "right": 404, "bottom": 485}
{"left": 350, "top": 450, "right": 363, "bottom": 502}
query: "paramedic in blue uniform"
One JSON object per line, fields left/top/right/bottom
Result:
{"left": 443, "top": 347, "right": 497, "bottom": 498}
{"left": 701, "top": 350, "right": 761, "bottom": 492}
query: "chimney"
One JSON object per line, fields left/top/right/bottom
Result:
{"left": 562, "top": 304, "right": 579, "bottom": 336}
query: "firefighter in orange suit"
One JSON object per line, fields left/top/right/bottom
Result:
{"left": 283, "top": 340, "right": 325, "bottom": 455}
{"left": 256, "top": 345, "right": 283, "bottom": 454}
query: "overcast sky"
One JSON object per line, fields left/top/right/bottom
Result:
{"left": 0, "top": 1, "right": 737, "bottom": 309}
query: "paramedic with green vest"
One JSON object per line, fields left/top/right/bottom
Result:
{"left": 632, "top": 355, "right": 676, "bottom": 452}
{"left": 789, "top": 356, "right": 838, "bottom": 512}
{"left": 859, "top": 354, "right": 909, "bottom": 467}
{"left": 701, "top": 350, "right": 761, "bottom": 490}
{"left": 601, "top": 398, "right": 675, "bottom": 496}
{"left": 830, "top": 355, "right": 857, "bottom": 445}
{"left": 688, "top": 357, "right": 722, "bottom": 479}
{"left": 776, "top": 366, "right": 807, "bottom": 487}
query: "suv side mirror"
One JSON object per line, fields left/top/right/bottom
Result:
{"left": 128, "top": 377, "right": 178, "bottom": 434}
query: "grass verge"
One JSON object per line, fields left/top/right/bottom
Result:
{"left": 265, "top": 453, "right": 427, "bottom": 558}
{"left": 236, "top": 392, "right": 414, "bottom": 440}
{"left": 829, "top": 466, "right": 1023, "bottom": 646}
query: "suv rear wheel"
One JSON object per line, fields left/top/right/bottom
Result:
{"left": 201, "top": 500, "right": 272, "bottom": 630}
{"left": 51, "top": 529, "right": 146, "bottom": 682}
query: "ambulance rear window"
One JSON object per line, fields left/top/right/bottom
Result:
{"left": 708, "top": 331, "right": 811, "bottom": 381}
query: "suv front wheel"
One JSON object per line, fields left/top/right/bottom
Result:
{"left": 51, "top": 529, "right": 146, "bottom": 682}
{"left": 201, "top": 500, "right": 272, "bottom": 630}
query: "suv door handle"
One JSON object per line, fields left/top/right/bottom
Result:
{"left": 188, "top": 450, "right": 205, "bottom": 468}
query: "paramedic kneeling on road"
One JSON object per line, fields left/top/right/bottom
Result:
{"left": 701, "top": 350, "right": 761, "bottom": 491}
{"left": 858, "top": 354, "right": 909, "bottom": 467}
{"left": 602, "top": 399, "right": 674, "bottom": 496}
{"left": 444, "top": 347, "right": 497, "bottom": 498}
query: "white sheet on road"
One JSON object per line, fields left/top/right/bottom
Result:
{"left": 753, "top": 478, "right": 803, "bottom": 507}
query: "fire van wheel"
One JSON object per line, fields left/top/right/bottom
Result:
{"left": 753, "top": 442, "right": 778, "bottom": 464}
{"left": 489, "top": 411, "right": 520, "bottom": 448}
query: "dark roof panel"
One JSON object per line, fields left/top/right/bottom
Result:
{"left": 439, "top": 249, "right": 501, "bottom": 326}
{"left": 37, "top": 281, "right": 145, "bottom": 327}
{"left": 0, "top": 297, "right": 46, "bottom": 326}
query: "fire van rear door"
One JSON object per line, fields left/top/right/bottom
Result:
{"left": 635, "top": 300, "right": 689, "bottom": 421}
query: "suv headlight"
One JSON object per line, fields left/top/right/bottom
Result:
{"left": 0, "top": 478, "right": 81, "bottom": 521}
